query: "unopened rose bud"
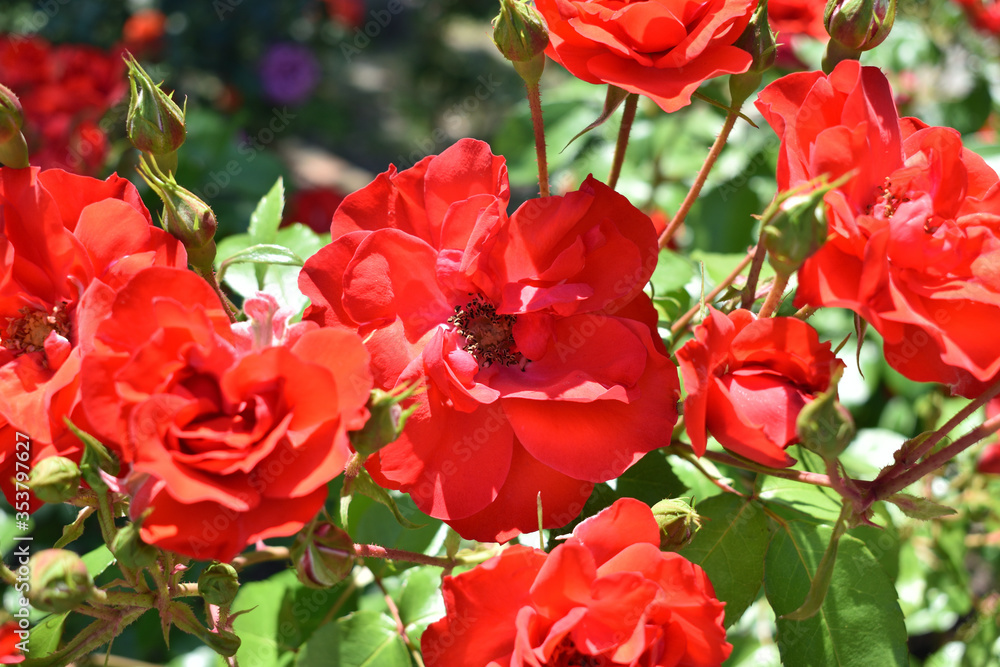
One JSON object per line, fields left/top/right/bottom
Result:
{"left": 763, "top": 172, "right": 850, "bottom": 277}
{"left": 138, "top": 155, "right": 218, "bottom": 275}
{"left": 111, "top": 519, "right": 158, "bottom": 569}
{"left": 729, "top": 0, "right": 776, "bottom": 107}
{"left": 198, "top": 563, "right": 240, "bottom": 606}
{"left": 29, "top": 456, "right": 81, "bottom": 504}
{"left": 0, "top": 83, "right": 28, "bottom": 169}
{"left": 825, "top": 0, "right": 894, "bottom": 50}
{"left": 291, "top": 523, "right": 355, "bottom": 589}
{"left": 125, "top": 54, "right": 186, "bottom": 163}
{"left": 650, "top": 498, "right": 702, "bottom": 551}
{"left": 796, "top": 370, "right": 855, "bottom": 459}
{"left": 28, "top": 549, "right": 94, "bottom": 613}
{"left": 349, "top": 384, "right": 420, "bottom": 458}
{"left": 492, "top": 0, "right": 549, "bottom": 86}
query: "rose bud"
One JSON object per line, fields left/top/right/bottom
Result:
{"left": 729, "top": 0, "right": 777, "bottom": 107}
{"left": 762, "top": 174, "right": 849, "bottom": 278}
{"left": 796, "top": 369, "right": 855, "bottom": 460}
{"left": 291, "top": 523, "right": 355, "bottom": 589}
{"left": 651, "top": 497, "right": 702, "bottom": 551}
{"left": 492, "top": 0, "right": 549, "bottom": 85}
{"left": 349, "top": 384, "right": 419, "bottom": 459}
{"left": 27, "top": 549, "right": 95, "bottom": 613}
{"left": 137, "top": 155, "right": 218, "bottom": 276}
{"left": 824, "top": 0, "right": 895, "bottom": 51}
{"left": 125, "top": 53, "right": 186, "bottom": 165}
{"left": 0, "top": 83, "right": 28, "bottom": 168}
{"left": 28, "top": 457, "right": 81, "bottom": 504}
{"left": 198, "top": 563, "right": 240, "bottom": 606}
{"left": 111, "top": 519, "right": 159, "bottom": 570}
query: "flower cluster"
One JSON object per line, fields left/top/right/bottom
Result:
{"left": 0, "top": 36, "right": 126, "bottom": 174}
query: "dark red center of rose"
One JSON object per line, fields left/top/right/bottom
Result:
{"left": 2, "top": 303, "right": 71, "bottom": 358}
{"left": 549, "top": 637, "right": 609, "bottom": 666}
{"left": 447, "top": 294, "right": 521, "bottom": 368}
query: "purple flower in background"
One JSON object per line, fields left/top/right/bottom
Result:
{"left": 259, "top": 43, "right": 321, "bottom": 106}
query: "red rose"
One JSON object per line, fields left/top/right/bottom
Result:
{"left": 0, "top": 620, "right": 24, "bottom": 664}
{"left": 757, "top": 60, "right": 1000, "bottom": 398}
{"left": 676, "top": 308, "right": 843, "bottom": 468}
{"left": 79, "top": 270, "right": 372, "bottom": 561}
{"left": 535, "top": 0, "right": 757, "bottom": 112}
{"left": 421, "top": 498, "right": 731, "bottom": 667}
{"left": 0, "top": 36, "right": 126, "bottom": 174}
{"left": 976, "top": 398, "right": 1000, "bottom": 474}
{"left": 282, "top": 185, "right": 346, "bottom": 234}
{"left": 300, "top": 138, "right": 680, "bottom": 542}
{"left": 0, "top": 167, "right": 185, "bottom": 508}
{"left": 954, "top": 0, "right": 1000, "bottom": 34}
{"left": 768, "top": 0, "right": 827, "bottom": 39}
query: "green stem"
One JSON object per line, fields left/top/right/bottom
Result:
{"left": 355, "top": 544, "right": 455, "bottom": 568}
{"left": 196, "top": 267, "right": 239, "bottom": 324}
{"left": 525, "top": 79, "right": 549, "bottom": 197}
{"left": 29, "top": 608, "right": 148, "bottom": 667}
{"left": 230, "top": 545, "right": 290, "bottom": 571}
{"left": 658, "top": 110, "right": 739, "bottom": 249}
{"left": 608, "top": 93, "right": 638, "bottom": 190}
{"left": 666, "top": 442, "right": 833, "bottom": 488}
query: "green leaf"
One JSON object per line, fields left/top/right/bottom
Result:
{"left": 765, "top": 522, "right": 908, "bottom": 666}
{"left": 25, "top": 612, "right": 67, "bottom": 657}
{"left": 887, "top": 493, "right": 957, "bottom": 521}
{"left": 296, "top": 610, "right": 411, "bottom": 667}
{"left": 351, "top": 468, "right": 425, "bottom": 530}
{"left": 681, "top": 494, "right": 769, "bottom": 627}
{"left": 53, "top": 507, "right": 93, "bottom": 549}
{"left": 81, "top": 545, "right": 116, "bottom": 580}
{"left": 615, "top": 451, "right": 687, "bottom": 506}
{"left": 758, "top": 473, "right": 843, "bottom": 525}
{"left": 64, "top": 419, "right": 119, "bottom": 491}
{"left": 650, "top": 249, "right": 696, "bottom": 296}
{"left": 217, "top": 243, "right": 304, "bottom": 286}
{"left": 248, "top": 177, "right": 286, "bottom": 289}
{"left": 395, "top": 567, "right": 445, "bottom": 644}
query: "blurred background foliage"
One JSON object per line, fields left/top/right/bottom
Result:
{"left": 1, "top": 0, "right": 1000, "bottom": 665}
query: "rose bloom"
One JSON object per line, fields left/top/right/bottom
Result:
{"left": 756, "top": 60, "right": 1000, "bottom": 398}
{"left": 768, "top": 0, "right": 826, "bottom": 40}
{"left": 0, "top": 167, "right": 185, "bottom": 507}
{"left": 534, "top": 0, "right": 757, "bottom": 113}
{"left": 0, "top": 620, "right": 24, "bottom": 665}
{"left": 421, "top": 498, "right": 731, "bottom": 667}
{"left": 78, "top": 269, "right": 372, "bottom": 561}
{"left": 123, "top": 9, "right": 168, "bottom": 59}
{"left": 953, "top": 0, "right": 1000, "bottom": 34}
{"left": 299, "top": 138, "right": 680, "bottom": 542}
{"left": 676, "top": 308, "right": 843, "bottom": 468}
{"left": 0, "top": 36, "right": 126, "bottom": 174}
{"left": 283, "top": 185, "right": 346, "bottom": 234}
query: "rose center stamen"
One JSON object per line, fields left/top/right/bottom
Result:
{"left": 447, "top": 294, "right": 521, "bottom": 368}
{"left": 2, "top": 302, "right": 71, "bottom": 357}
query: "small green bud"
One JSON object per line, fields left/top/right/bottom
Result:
{"left": 125, "top": 54, "right": 186, "bottom": 157}
{"left": 201, "top": 630, "right": 241, "bottom": 657}
{"left": 349, "top": 383, "right": 420, "bottom": 458}
{"left": 0, "top": 83, "right": 28, "bottom": 169}
{"left": 28, "top": 549, "right": 94, "bottom": 613}
{"left": 198, "top": 563, "right": 240, "bottom": 606}
{"left": 137, "top": 155, "right": 218, "bottom": 274}
{"left": 291, "top": 523, "right": 355, "bottom": 589}
{"left": 111, "top": 519, "right": 158, "bottom": 569}
{"left": 824, "top": 0, "right": 895, "bottom": 52}
{"left": 650, "top": 498, "right": 702, "bottom": 551}
{"left": 492, "top": 0, "right": 549, "bottom": 86}
{"left": 796, "top": 369, "right": 855, "bottom": 459}
{"left": 28, "top": 456, "right": 81, "bottom": 504}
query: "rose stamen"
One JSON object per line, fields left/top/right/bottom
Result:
{"left": 2, "top": 302, "right": 71, "bottom": 358}
{"left": 448, "top": 294, "right": 521, "bottom": 368}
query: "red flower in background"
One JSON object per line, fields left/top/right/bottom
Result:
{"left": 535, "top": 0, "right": 757, "bottom": 113}
{"left": 0, "top": 620, "right": 24, "bottom": 664}
{"left": 422, "top": 498, "right": 731, "bottom": 667}
{"left": 325, "top": 0, "right": 366, "bottom": 29}
{"left": 954, "top": 0, "right": 1000, "bottom": 34}
{"left": 300, "top": 138, "right": 680, "bottom": 542}
{"left": 757, "top": 60, "right": 1000, "bottom": 398}
{"left": 283, "top": 185, "right": 346, "bottom": 234}
{"left": 79, "top": 271, "right": 372, "bottom": 561}
{"left": 976, "top": 399, "right": 1000, "bottom": 473}
{"left": 123, "top": 9, "right": 167, "bottom": 59}
{"left": 0, "top": 36, "right": 126, "bottom": 175}
{"left": 0, "top": 167, "right": 185, "bottom": 509}
{"left": 677, "top": 308, "right": 843, "bottom": 468}
{"left": 768, "top": 0, "right": 827, "bottom": 39}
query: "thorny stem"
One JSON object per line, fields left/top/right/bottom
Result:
{"left": 230, "top": 545, "right": 291, "bottom": 571}
{"left": 741, "top": 230, "right": 769, "bottom": 310}
{"left": 608, "top": 93, "right": 639, "bottom": 190}
{"left": 374, "top": 573, "right": 426, "bottom": 667}
{"left": 658, "top": 110, "right": 740, "bottom": 249}
{"left": 525, "top": 79, "right": 549, "bottom": 197}
{"left": 196, "top": 266, "right": 239, "bottom": 324}
{"left": 666, "top": 442, "right": 834, "bottom": 488}
{"left": 757, "top": 272, "right": 790, "bottom": 318}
